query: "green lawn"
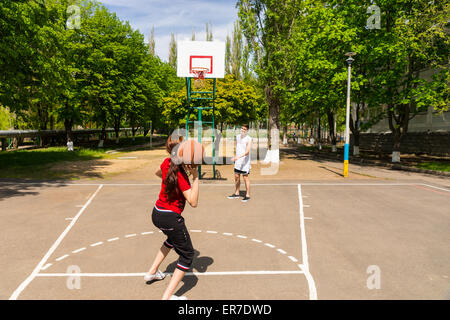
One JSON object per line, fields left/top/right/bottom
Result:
{"left": 0, "top": 147, "right": 110, "bottom": 179}
{"left": 0, "top": 135, "right": 165, "bottom": 180}
{"left": 415, "top": 161, "right": 450, "bottom": 173}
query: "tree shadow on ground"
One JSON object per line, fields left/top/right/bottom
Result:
{"left": 162, "top": 250, "right": 214, "bottom": 297}
{"left": 0, "top": 180, "right": 68, "bottom": 202}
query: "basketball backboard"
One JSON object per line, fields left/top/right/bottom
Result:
{"left": 177, "top": 40, "right": 225, "bottom": 79}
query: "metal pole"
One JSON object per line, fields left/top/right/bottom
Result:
{"left": 198, "top": 108, "right": 202, "bottom": 177}
{"left": 344, "top": 53, "right": 355, "bottom": 178}
{"left": 212, "top": 78, "right": 216, "bottom": 179}
{"left": 186, "top": 78, "right": 191, "bottom": 141}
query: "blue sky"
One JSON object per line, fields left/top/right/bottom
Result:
{"left": 98, "top": 0, "right": 239, "bottom": 62}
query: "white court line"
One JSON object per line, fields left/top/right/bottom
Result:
{"left": 9, "top": 184, "right": 103, "bottom": 300}
{"left": 41, "top": 264, "right": 52, "bottom": 271}
{"left": 107, "top": 237, "right": 119, "bottom": 242}
{"left": 140, "top": 232, "right": 153, "bottom": 235}
{"left": 90, "top": 242, "right": 103, "bottom": 247}
{"left": 72, "top": 248, "right": 86, "bottom": 254}
{"left": 125, "top": 234, "right": 137, "bottom": 238}
{"left": 421, "top": 184, "right": 450, "bottom": 192}
{"left": 297, "top": 184, "right": 318, "bottom": 300}
{"left": 55, "top": 254, "right": 69, "bottom": 262}
{"left": 36, "top": 270, "right": 305, "bottom": 277}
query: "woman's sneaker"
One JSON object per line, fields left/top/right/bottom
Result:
{"left": 227, "top": 194, "right": 240, "bottom": 199}
{"left": 241, "top": 196, "right": 250, "bottom": 202}
{"left": 144, "top": 270, "right": 166, "bottom": 282}
{"left": 170, "top": 295, "right": 187, "bottom": 300}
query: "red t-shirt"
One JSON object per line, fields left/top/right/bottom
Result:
{"left": 155, "top": 158, "right": 191, "bottom": 214}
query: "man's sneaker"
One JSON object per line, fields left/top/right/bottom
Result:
{"left": 169, "top": 295, "right": 187, "bottom": 300}
{"left": 227, "top": 194, "right": 240, "bottom": 199}
{"left": 241, "top": 196, "right": 250, "bottom": 202}
{"left": 144, "top": 270, "right": 166, "bottom": 282}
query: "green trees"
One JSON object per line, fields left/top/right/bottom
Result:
{"left": 162, "top": 74, "right": 263, "bottom": 128}
{"left": 0, "top": 0, "right": 180, "bottom": 145}
{"left": 368, "top": 0, "right": 449, "bottom": 161}
{"left": 238, "top": 0, "right": 448, "bottom": 161}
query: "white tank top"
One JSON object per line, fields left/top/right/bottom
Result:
{"left": 235, "top": 134, "right": 251, "bottom": 172}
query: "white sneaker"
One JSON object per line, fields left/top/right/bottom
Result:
{"left": 144, "top": 270, "right": 166, "bottom": 282}
{"left": 169, "top": 295, "right": 187, "bottom": 300}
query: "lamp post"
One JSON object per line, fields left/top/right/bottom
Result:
{"left": 344, "top": 52, "right": 355, "bottom": 178}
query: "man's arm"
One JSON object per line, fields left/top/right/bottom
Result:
{"left": 155, "top": 168, "right": 162, "bottom": 178}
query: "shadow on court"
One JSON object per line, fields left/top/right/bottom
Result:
{"left": 0, "top": 180, "right": 68, "bottom": 202}
{"left": 146, "top": 250, "right": 214, "bottom": 296}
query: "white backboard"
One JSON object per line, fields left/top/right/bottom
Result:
{"left": 177, "top": 40, "right": 225, "bottom": 79}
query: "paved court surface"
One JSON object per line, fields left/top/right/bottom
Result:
{"left": 1, "top": 177, "right": 449, "bottom": 300}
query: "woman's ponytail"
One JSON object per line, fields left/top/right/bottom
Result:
{"left": 164, "top": 135, "right": 184, "bottom": 201}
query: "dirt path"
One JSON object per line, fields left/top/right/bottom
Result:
{"left": 47, "top": 145, "right": 450, "bottom": 187}
{"left": 47, "top": 146, "right": 372, "bottom": 182}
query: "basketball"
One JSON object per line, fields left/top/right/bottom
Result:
{"left": 177, "top": 139, "right": 204, "bottom": 166}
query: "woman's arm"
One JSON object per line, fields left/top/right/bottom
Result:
{"left": 155, "top": 168, "right": 162, "bottom": 178}
{"left": 182, "top": 167, "right": 199, "bottom": 208}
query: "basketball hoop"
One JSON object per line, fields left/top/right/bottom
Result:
{"left": 191, "top": 67, "right": 209, "bottom": 89}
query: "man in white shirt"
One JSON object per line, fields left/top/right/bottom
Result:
{"left": 227, "top": 124, "right": 252, "bottom": 202}
{"left": 67, "top": 138, "right": 74, "bottom": 152}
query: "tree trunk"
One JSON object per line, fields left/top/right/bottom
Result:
{"left": 64, "top": 118, "right": 73, "bottom": 141}
{"left": 264, "top": 85, "right": 280, "bottom": 163}
{"left": 130, "top": 116, "right": 137, "bottom": 142}
{"left": 388, "top": 104, "right": 410, "bottom": 163}
{"left": 327, "top": 111, "right": 337, "bottom": 152}
{"left": 38, "top": 103, "right": 48, "bottom": 146}
{"left": 98, "top": 127, "right": 106, "bottom": 148}
{"left": 114, "top": 117, "right": 121, "bottom": 144}
{"left": 350, "top": 104, "right": 361, "bottom": 156}
{"left": 317, "top": 116, "right": 322, "bottom": 150}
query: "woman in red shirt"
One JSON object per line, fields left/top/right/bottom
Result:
{"left": 145, "top": 135, "right": 199, "bottom": 300}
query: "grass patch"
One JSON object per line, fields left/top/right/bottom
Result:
{"left": 0, "top": 134, "right": 167, "bottom": 179}
{"left": 415, "top": 161, "right": 450, "bottom": 172}
{"left": 0, "top": 147, "right": 110, "bottom": 179}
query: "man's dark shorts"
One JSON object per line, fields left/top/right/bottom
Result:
{"left": 234, "top": 168, "right": 250, "bottom": 175}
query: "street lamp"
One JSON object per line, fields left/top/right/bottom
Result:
{"left": 343, "top": 52, "right": 355, "bottom": 178}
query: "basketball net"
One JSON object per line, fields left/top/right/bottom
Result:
{"left": 192, "top": 67, "right": 208, "bottom": 89}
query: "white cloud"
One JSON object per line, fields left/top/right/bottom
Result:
{"left": 98, "top": 0, "right": 238, "bottom": 61}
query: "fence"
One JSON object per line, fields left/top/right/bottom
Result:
{"left": 0, "top": 128, "right": 136, "bottom": 151}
